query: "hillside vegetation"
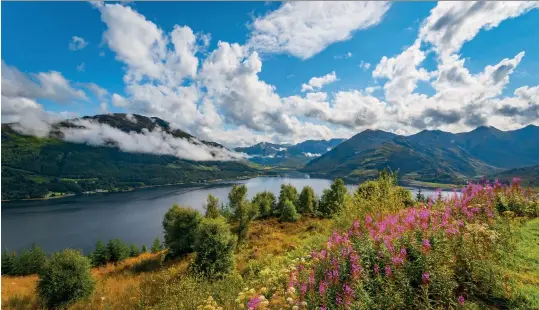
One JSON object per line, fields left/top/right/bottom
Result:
{"left": 1, "top": 114, "right": 261, "bottom": 200}
{"left": 2, "top": 173, "right": 538, "bottom": 309}
{"left": 302, "top": 125, "right": 539, "bottom": 184}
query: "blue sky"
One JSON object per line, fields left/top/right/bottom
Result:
{"left": 2, "top": 1, "right": 539, "bottom": 149}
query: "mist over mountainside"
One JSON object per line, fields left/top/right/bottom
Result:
{"left": 234, "top": 139, "right": 345, "bottom": 168}
{"left": 1, "top": 114, "right": 259, "bottom": 200}
{"left": 2, "top": 112, "right": 538, "bottom": 200}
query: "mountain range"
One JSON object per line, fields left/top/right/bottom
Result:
{"left": 2, "top": 113, "right": 538, "bottom": 200}
{"left": 301, "top": 125, "right": 539, "bottom": 184}
{"left": 235, "top": 139, "right": 345, "bottom": 168}
{"left": 1, "top": 114, "right": 261, "bottom": 200}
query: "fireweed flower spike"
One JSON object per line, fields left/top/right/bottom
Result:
{"left": 458, "top": 295, "right": 465, "bottom": 306}
{"left": 422, "top": 272, "right": 430, "bottom": 284}
{"left": 285, "top": 179, "right": 535, "bottom": 309}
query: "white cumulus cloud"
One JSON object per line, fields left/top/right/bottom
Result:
{"left": 248, "top": 1, "right": 391, "bottom": 59}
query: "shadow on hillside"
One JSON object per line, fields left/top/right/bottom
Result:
{"left": 3, "top": 295, "right": 35, "bottom": 310}
{"left": 109, "top": 254, "right": 164, "bottom": 276}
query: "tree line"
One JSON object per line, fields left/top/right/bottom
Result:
{"left": 1, "top": 237, "right": 165, "bottom": 277}
{"left": 160, "top": 178, "right": 350, "bottom": 277}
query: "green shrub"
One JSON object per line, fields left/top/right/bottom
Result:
{"left": 90, "top": 240, "right": 109, "bottom": 267}
{"left": 251, "top": 191, "right": 276, "bottom": 218}
{"left": 298, "top": 186, "right": 317, "bottom": 215}
{"left": 163, "top": 204, "right": 202, "bottom": 258}
{"left": 1, "top": 248, "right": 16, "bottom": 275}
{"left": 129, "top": 244, "right": 140, "bottom": 257}
{"left": 37, "top": 249, "right": 95, "bottom": 309}
{"left": 12, "top": 243, "right": 47, "bottom": 275}
{"left": 141, "top": 244, "right": 147, "bottom": 253}
{"left": 151, "top": 237, "right": 162, "bottom": 254}
{"left": 193, "top": 217, "right": 236, "bottom": 277}
{"left": 335, "top": 171, "right": 411, "bottom": 229}
{"left": 280, "top": 199, "right": 299, "bottom": 222}
{"left": 276, "top": 184, "right": 299, "bottom": 216}
{"left": 228, "top": 184, "right": 248, "bottom": 218}
{"left": 204, "top": 194, "right": 221, "bottom": 219}
{"left": 235, "top": 200, "right": 258, "bottom": 244}
{"left": 107, "top": 239, "right": 130, "bottom": 263}
{"left": 318, "top": 178, "right": 348, "bottom": 217}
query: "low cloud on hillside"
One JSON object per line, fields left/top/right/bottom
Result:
{"left": 59, "top": 119, "right": 246, "bottom": 161}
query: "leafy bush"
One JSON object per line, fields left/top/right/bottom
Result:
{"left": 12, "top": 243, "right": 47, "bottom": 275}
{"left": 335, "top": 171, "right": 412, "bottom": 229}
{"left": 151, "top": 237, "right": 162, "bottom": 254}
{"left": 228, "top": 184, "right": 248, "bottom": 218}
{"left": 494, "top": 178, "right": 539, "bottom": 217}
{"left": 318, "top": 178, "right": 348, "bottom": 217}
{"left": 107, "top": 239, "right": 130, "bottom": 263}
{"left": 204, "top": 194, "right": 221, "bottom": 219}
{"left": 193, "top": 217, "right": 237, "bottom": 277}
{"left": 1, "top": 248, "right": 16, "bottom": 275}
{"left": 280, "top": 199, "right": 299, "bottom": 222}
{"left": 227, "top": 185, "right": 257, "bottom": 243}
{"left": 141, "top": 244, "right": 148, "bottom": 253}
{"left": 163, "top": 204, "right": 202, "bottom": 258}
{"left": 298, "top": 186, "right": 317, "bottom": 215}
{"left": 37, "top": 249, "right": 95, "bottom": 309}
{"left": 235, "top": 200, "right": 258, "bottom": 244}
{"left": 129, "top": 244, "right": 140, "bottom": 257}
{"left": 251, "top": 191, "right": 276, "bottom": 218}
{"left": 277, "top": 184, "right": 299, "bottom": 216}
{"left": 90, "top": 240, "right": 109, "bottom": 267}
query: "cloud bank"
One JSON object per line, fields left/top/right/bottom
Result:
{"left": 2, "top": 1, "right": 539, "bottom": 155}
{"left": 59, "top": 119, "right": 246, "bottom": 161}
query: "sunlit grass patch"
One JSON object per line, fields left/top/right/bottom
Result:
{"left": 236, "top": 217, "right": 332, "bottom": 273}
{"left": 502, "top": 218, "right": 539, "bottom": 308}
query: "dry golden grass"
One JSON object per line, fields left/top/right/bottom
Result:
{"left": 1, "top": 217, "right": 332, "bottom": 309}
{"left": 236, "top": 216, "right": 332, "bottom": 273}
{"left": 1, "top": 252, "right": 165, "bottom": 310}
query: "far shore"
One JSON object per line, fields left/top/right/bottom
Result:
{"left": 2, "top": 172, "right": 468, "bottom": 203}
{"left": 1, "top": 173, "right": 277, "bottom": 203}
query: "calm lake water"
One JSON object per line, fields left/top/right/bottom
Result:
{"left": 1, "top": 176, "right": 458, "bottom": 254}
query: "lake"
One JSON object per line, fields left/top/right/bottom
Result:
{"left": 1, "top": 176, "right": 458, "bottom": 254}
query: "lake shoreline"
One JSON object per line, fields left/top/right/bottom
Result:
{"left": 2, "top": 172, "right": 463, "bottom": 203}
{"left": 1, "top": 172, "right": 290, "bottom": 203}
{"left": 1, "top": 176, "right": 458, "bottom": 254}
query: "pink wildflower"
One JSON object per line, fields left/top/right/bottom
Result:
{"left": 458, "top": 295, "right": 465, "bottom": 305}
{"left": 400, "top": 247, "right": 407, "bottom": 256}
{"left": 319, "top": 281, "right": 327, "bottom": 295}
{"left": 365, "top": 215, "right": 373, "bottom": 225}
{"left": 248, "top": 295, "right": 261, "bottom": 309}
{"left": 422, "top": 239, "right": 431, "bottom": 251}
{"left": 422, "top": 272, "right": 429, "bottom": 284}
{"left": 385, "top": 265, "right": 392, "bottom": 277}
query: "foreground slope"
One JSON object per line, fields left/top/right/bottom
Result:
{"left": 1, "top": 114, "right": 259, "bottom": 200}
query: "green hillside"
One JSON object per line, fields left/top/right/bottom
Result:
{"left": 1, "top": 114, "right": 261, "bottom": 201}
{"left": 302, "top": 125, "right": 538, "bottom": 184}
{"left": 491, "top": 165, "right": 539, "bottom": 188}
